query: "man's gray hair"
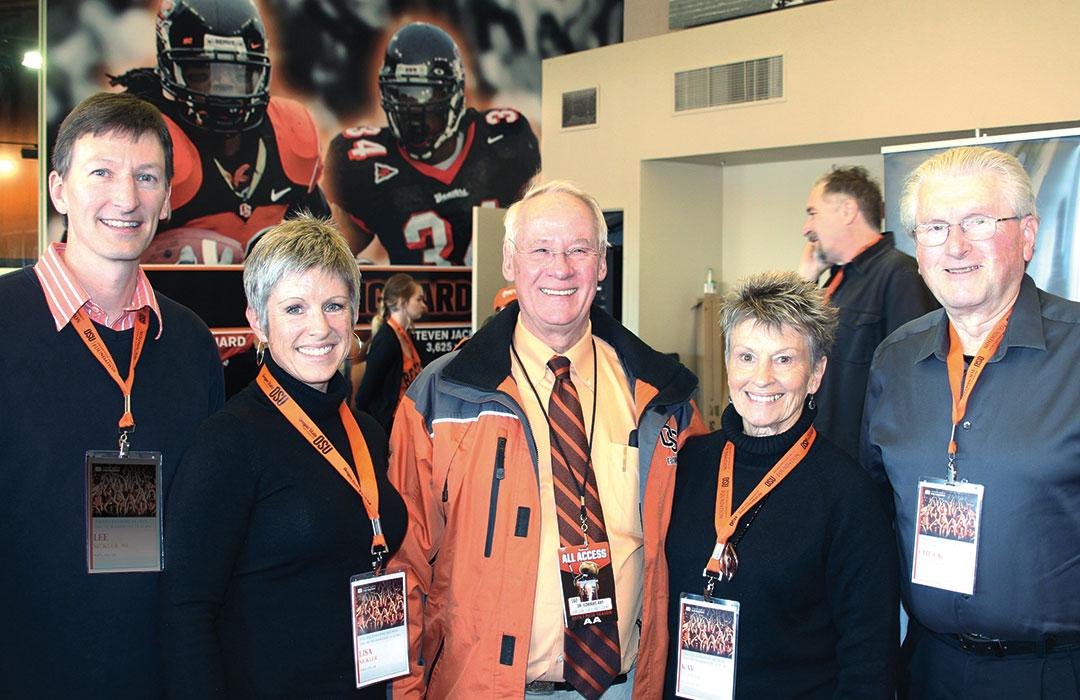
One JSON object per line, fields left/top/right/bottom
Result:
{"left": 719, "top": 270, "right": 838, "bottom": 367}
{"left": 503, "top": 179, "right": 608, "bottom": 248}
{"left": 900, "top": 146, "right": 1038, "bottom": 234}
{"left": 243, "top": 213, "right": 361, "bottom": 331}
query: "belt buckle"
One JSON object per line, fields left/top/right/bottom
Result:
{"left": 525, "top": 680, "right": 557, "bottom": 694}
{"left": 959, "top": 632, "right": 1003, "bottom": 656}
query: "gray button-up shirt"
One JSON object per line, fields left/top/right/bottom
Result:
{"left": 861, "top": 274, "right": 1080, "bottom": 639}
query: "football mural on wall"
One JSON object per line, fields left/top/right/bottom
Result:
{"left": 45, "top": 0, "right": 622, "bottom": 394}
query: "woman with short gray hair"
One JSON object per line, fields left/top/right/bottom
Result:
{"left": 662, "top": 270, "right": 898, "bottom": 698}
{"left": 160, "top": 214, "right": 407, "bottom": 697}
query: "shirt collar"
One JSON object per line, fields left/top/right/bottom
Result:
{"left": 34, "top": 242, "right": 164, "bottom": 338}
{"left": 512, "top": 320, "right": 596, "bottom": 392}
{"left": 918, "top": 274, "right": 1045, "bottom": 363}
{"left": 841, "top": 231, "right": 894, "bottom": 275}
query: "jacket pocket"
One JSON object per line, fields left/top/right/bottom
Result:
{"left": 484, "top": 437, "right": 507, "bottom": 558}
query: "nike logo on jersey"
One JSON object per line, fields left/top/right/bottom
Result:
{"left": 374, "top": 162, "right": 399, "bottom": 184}
{"left": 487, "top": 135, "right": 505, "bottom": 145}
{"left": 270, "top": 187, "right": 292, "bottom": 202}
{"left": 434, "top": 188, "right": 469, "bottom": 203}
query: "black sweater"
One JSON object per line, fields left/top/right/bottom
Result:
{"left": 160, "top": 356, "right": 408, "bottom": 698}
{"left": 354, "top": 320, "right": 403, "bottom": 434}
{"left": 664, "top": 404, "right": 898, "bottom": 699}
{"left": 0, "top": 266, "right": 224, "bottom": 697}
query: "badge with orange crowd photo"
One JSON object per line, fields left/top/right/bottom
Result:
{"left": 558, "top": 541, "right": 618, "bottom": 628}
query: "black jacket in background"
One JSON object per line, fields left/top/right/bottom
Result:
{"left": 818, "top": 232, "right": 937, "bottom": 458}
{"left": 355, "top": 321, "right": 404, "bottom": 434}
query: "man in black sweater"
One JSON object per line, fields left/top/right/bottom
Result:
{"left": 0, "top": 92, "right": 224, "bottom": 696}
{"left": 798, "top": 166, "right": 937, "bottom": 458}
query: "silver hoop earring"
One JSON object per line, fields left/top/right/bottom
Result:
{"left": 807, "top": 394, "right": 816, "bottom": 410}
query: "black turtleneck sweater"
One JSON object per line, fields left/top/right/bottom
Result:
{"left": 664, "top": 404, "right": 898, "bottom": 699}
{"left": 160, "top": 357, "right": 408, "bottom": 698}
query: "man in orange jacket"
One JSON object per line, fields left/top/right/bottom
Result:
{"left": 388, "top": 180, "right": 705, "bottom": 699}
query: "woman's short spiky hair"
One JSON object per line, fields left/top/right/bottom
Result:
{"left": 719, "top": 270, "right": 839, "bottom": 366}
{"left": 243, "top": 213, "right": 360, "bottom": 331}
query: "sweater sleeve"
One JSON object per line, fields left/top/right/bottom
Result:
{"left": 823, "top": 453, "right": 900, "bottom": 699}
{"left": 159, "top": 411, "right": 258, "bottom": 699}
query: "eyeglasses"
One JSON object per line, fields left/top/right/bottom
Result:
{"left": 912, "top": 214, "right": 1021, "bottom": 247}
{"left": 509, "top": 240, "right": 603, "bottom": 265}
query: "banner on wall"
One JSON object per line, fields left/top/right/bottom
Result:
{"left": 146, "top": 265, "right": 471, "bottom": 395}
{"left": 883, "top": 129, "right": 1080, "bottom": 302}
{"left": 46, "top": 0, "right": 623, "bottom": 392}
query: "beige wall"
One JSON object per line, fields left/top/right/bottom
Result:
{"left": 639, "top": 160, "right": 724, "bottom": 367}
{"left": 720, "top": 153, "right": 883, "bottom": 288}
{"left": 542, "top": 0, "right": 1080, "bottom": 357}
{"left": 624, "top": 0, "right": 668, "bottom": 41}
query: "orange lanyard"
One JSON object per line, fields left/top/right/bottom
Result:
{"left": 388, "top": 316, "right": 422, "bottom": 398}
{"left": 704, "top": 426, "right": 816, "bottom": 591}
{"left": 822, "top": 235, "right": 882, "bottom": 301}
{"left": 943, "top": 309, "right": 1011, "bottom": 482}
{"left": 256, "top": 366, "right": 388, "bottom": 567}
{"left": 70, "top": 307, "right": 149, "bottom": 453}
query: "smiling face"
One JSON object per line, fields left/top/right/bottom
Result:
{"left": 48, "top": 130, "right": 171, "bottom": 267}
{"left": 246, "top": 267, "right": 353, "bottom": 392}
{"left": 502, "top": 192, "right": 607, "bottom": 352}
{"left": 727, "top": 319, "right": 826, "bottom": 437}
{"left": 914, "top": 171, "right": 1036, "bottom": 322}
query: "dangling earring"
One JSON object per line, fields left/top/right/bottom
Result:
{"left": 348, "top": 331, "right": 363, "bottom": 361}
{"left": 807, "top": 393, "right": 816, "bottom": 410}
{"left": 255, "top": 341, "right": 266, "bottom": 366}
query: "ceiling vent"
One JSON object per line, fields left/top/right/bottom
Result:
{"left": 562, "top": 88, "right": 598, "bottom": 128}
{"left": 675, "top": 55, "right": 783, "bottom": 112}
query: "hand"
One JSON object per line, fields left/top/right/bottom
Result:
{"left": 797, "top": 242, "right": 829, "bottom": 282}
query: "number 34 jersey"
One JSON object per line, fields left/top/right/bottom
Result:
{"left": 325, "top": 107, "right": 540, "bottom": 265}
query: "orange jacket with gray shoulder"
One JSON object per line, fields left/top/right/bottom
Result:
{"left": 388, "top": 305, "right": 705, "bottom": 699}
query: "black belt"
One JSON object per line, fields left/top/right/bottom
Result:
{"left": 936, "top": 631, "right": 1080, "bottom": 657}
{"left": 525, "top": 673, "right": 628, "bottom": 694}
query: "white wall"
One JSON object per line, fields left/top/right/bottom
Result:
{"left": 639, "top": 160, "right": 724, "bottom": 366}
{"left": 541, "top": 0, "right": 1080, "bottom": 353}
{"left": 720, "top": 153, "right": 884, "bottom": 289}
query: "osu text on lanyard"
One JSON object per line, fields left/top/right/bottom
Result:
{"left": 944, "top": 310, "right": 1011, "bottom": 482}
{"left": 256, "top": 366, "right": 388, "bottom": 569}
{"left": 70, "top": 307, "right": 148, "bottom": 456}
{"left": 702, "top": 426, "right": 815, "bottom": 595}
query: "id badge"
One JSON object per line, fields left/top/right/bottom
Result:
{"left": 911, "top": 478, "right": 984, "bottom": 594}
{"left": 350, "top": 569, "right": 409, "bottom": 688}
{"left": 85, "top": 450, "right": 163, "bottom": 573}
{"left": 558, "top": 540, "right": 618, "bottom": 628}
{"left": 676, "top": 594, "right": 738, "bottom": 700}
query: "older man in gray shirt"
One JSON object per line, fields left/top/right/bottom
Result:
{"left": 861, "top": 146, "right": 1080, "bottom": 698}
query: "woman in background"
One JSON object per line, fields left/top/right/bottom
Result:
{"left": 160, "top": 215, "right": 407, "bottom": 698}
{"left": 355, "top": 272, "right": 427, "bottom": 433}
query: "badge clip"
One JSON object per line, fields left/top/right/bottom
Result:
{"left": 371, "top": 518, "right": 388, "bottom": 572}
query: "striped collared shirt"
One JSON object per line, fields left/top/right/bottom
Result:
{"left": 34, "top": 242, "right": 163, "bottom": 338}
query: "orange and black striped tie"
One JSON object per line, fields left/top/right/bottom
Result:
{"left": 547, "top": 355, "right": 620, "bottom": 699}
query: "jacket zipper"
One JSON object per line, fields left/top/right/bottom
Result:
{"left": 424, "top": 636, "right": 446, "bottom": 684}
{"left": 484, "top": 437, "right": 507, "bottom": 558}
